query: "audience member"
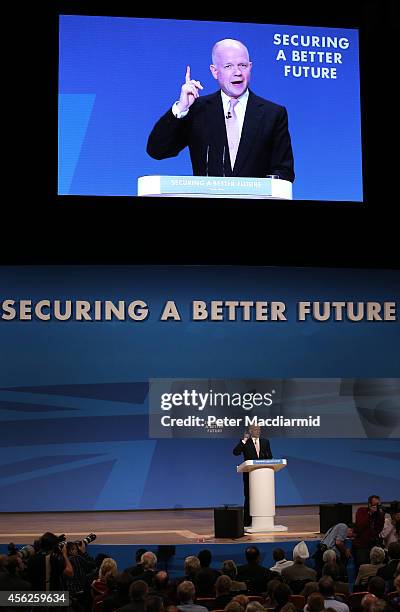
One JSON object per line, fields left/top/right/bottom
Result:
{"left": 224, "top": 603, "right": 244, "bottom": 612}
{"left": 133, "top": 552, "right": 158, "bottom": 586}
{"left": 177, "top": 581, "right": 208, "bottom": 612}
{"left": 318, "top": 577, "right": 349, "bottom": 612}
{"left": 231, "top": 594, "right": 249, "bottom": 609}
{"left": 377, "top": 542, "right": 400, "bottom": 589}
{"left": 221, "top": 561, "right": 247, "bottom": 593}
{"left": 279, "top": 604, "right": 297, "bottom": 612}
{"left": 273, "top": 583, "right": 292, "bottom": 612}
{"left": 178, "top": 557, "right": 201, "bottom": 585}
{"left": 92, "top": 557, "right": 118, "bottom": 598}
{"left": 211, "top": 575, "right": 233, "bottom": 609}
{"left": 368, "top": 577, "right": 386, "bottom": 600}
{"left": 126, "top": 549, "right": 148, "bottom": 578}
{"left": 305, "top": 592, "right": 325, "bottom": 612}
{"left": 264, "top": 578, "right": 283, "bottom": 607}
{"left": 196, "top": 550, "right": 220, "bottom": 595}
{"left": 145, "top": 595, "right": 165, "bottom": 612}
{"left": 301, "top": 582, "right": 319, "bottom": 600}
{"left": 270, "top": 549, "right": 294, "bottom": 574}
{"left": 117, "top": 579, "right": 149, "bottom": 612}
{"left": 281, "top": 542, "right": 316, "bottom": 592}
{"left": 237, "top": 546, "right": 274, "bottom": 594}
{"left": 355, "top": 547, "right": 386, "bottom": 588}
{"left": 149, "top": 571, "right": 174, "bottom": 606}
{"left": 245, "top": 601, "right": 265, "bottom": 612}
{"left": 321, "top": 563, "right": 349, "bottom": 597}
{"left": 102, "top": 571, "right": 135, "bottom": 612}
{"left": 320, "top": 551, "right": 347, "bottom": 582}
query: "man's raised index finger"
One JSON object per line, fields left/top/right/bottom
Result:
{"left": 185, "top": 65, "right": 191, "bottom": 83}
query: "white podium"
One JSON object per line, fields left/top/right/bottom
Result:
{"left": 237, "top": 459, "right": 288, "bottom": 533}
{"left": 138, "top": 175, "right": 292, "bottom": 199}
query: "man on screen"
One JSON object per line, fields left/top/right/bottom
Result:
{"left": 233, "top": 425, "right": 272, "bottom": 527}
{"left": 147, "top": 39, "right": 294, "bottom": 180}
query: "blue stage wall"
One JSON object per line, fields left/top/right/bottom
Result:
{"left": 0, "top": 266, "right": 399, "bottom": 512}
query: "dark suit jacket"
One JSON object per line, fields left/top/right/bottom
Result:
{"left": 147, "top": 90, "right": 294, "bottom": 181}
{"left": 233, "top": 437, "right": 272, "bottom": 461}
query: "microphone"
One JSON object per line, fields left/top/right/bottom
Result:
{"left": 206, "top": 145, "right": 209, "bottom": 177}
{"left": 222, "top": 145, "right": 226, "bottom": 177}
{"left": 226, "top": 111, "right": 232, "bottom": 119}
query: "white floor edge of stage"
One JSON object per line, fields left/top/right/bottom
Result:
{"left": 245, "top": 524, "right": 288, "bottom": 533}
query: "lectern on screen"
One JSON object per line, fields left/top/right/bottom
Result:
{"left": 58, "top": 15, "right": 363, "bottom": 202}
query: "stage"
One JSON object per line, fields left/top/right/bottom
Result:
{"left": 0, "top": 505, "right": 325, "bottom": 546}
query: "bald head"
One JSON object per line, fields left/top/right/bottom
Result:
{"left": 210, "top": 39, "right": 252, "bottom": 99}
{"left": 212, "top": 39, "right": 250, "bottom": 65}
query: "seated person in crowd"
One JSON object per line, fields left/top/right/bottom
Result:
{"left": 237, "top": 546, "right": 275, "bottom": 594}
{"left": 117, "top": 579, "right": 149, "bottom": 612}
{"left": 281, "top": 542, "right": 317, "bottom": 590}
{"left": 273, "top": 583, "right": 292, "bottom": 612}
{"left": 221, "top": 560, "right": 247, "bottom": 593}
{"left": 196, "top": 550, "right": 220, "bottom": 596}
{"left": 264, "top": 578, "right": 283, "bottom": 607}
{"left": 176, "top": 581, "right": 208, "bottom": 612}
{"left": 355, "top": 547, "right": 386, "bottom": 588}
{"left": 102, "top": 571, "right": 135, "bottom": 612}
{"left": 133, "top": 552, "right": 158, "bottom": 586}
{"left": 270, "top": 549, "right": 294, "bottom": 574}
{"left": 126, "top": 550, "right": 148, "bottom": 578}
{"left": 231, "top": 594, "right": 249, "bottom": 609}
{"left": 177, "top": 557, "right": 201, "bottom": 585}
{"left": 377, "top": 543, "right": 400, "bottom": 591}
{"left": 321, "top": 563, "right": 349, "bottom": 596}
{"left": 211, "top": 575, "right": 234, "bottom": 610}
{"left": 92, "top": 557, "right": 119, "bottom": 600}
{"left": 149, "top": 571, "right": 174, "bottom": 607}
{"left": 317, "top": 577, "right": 349, "bottom": 612}
{"left": 319, "top": 550, "right": 347, "bottom": 582}
{"left": 305, "top": 592, "right": 326, "bottom": 612}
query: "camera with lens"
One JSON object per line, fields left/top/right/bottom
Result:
{"left": 7, "top": 542, "right": 35, "bottom": 561}
{"left": 78, "top": 532, "right": 96, "bottom": 546}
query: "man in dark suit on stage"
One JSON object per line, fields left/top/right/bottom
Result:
{"left": 147, "top": 39, "right": 294, "bottom": 181}
{"left": 233, "top": 425, "right": 272, "bottom": 527}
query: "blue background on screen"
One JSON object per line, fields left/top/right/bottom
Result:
{"left": 0, "top": 266, "right": 398, "bottom": 511}
{"left": 58, "top": 16, "right": 363, "bottom": 201}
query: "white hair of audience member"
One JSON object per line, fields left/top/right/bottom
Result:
{"left": 292, "top": 541, "right": 309, "bottom": 562}
{"left": 246, "top": 602, "right": 265, "bottom": 612}
{"left": 369, "top": 547, "right": 386, "bottom": 565}
{"left": 184, "top": 555, "right": 201, "bottom": 574}
{"left": 141, "top": 551, "right": 157, "bottom": 569}
{"left": 322, "top": 549, "right": 337, "bottom": 563}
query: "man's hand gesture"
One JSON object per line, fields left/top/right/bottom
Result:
{"left": 177, "top": 66, "right": 203, "bottom": 113}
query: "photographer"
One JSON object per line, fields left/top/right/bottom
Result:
{"left": 353, "top": 496, "right": 385, "bottom": 570}
{"left": 63, "top": 540, "right": 97, "bottom": 593}
{"left": 380, "top": 501, "right": 400, "bottom": 549}
{"left": 25, "top": 532, "right": 73, "bottom": 591}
